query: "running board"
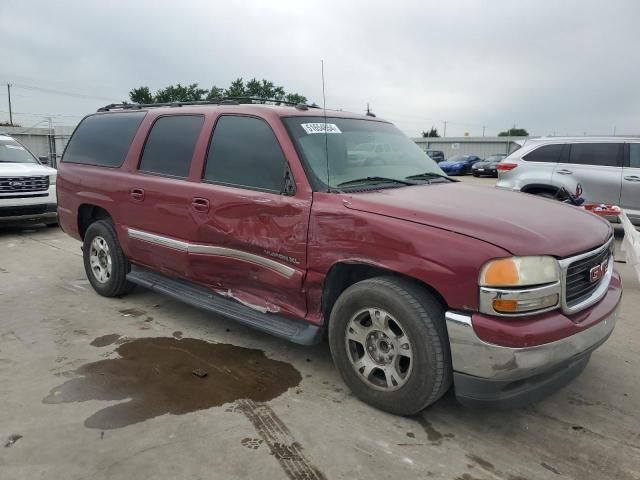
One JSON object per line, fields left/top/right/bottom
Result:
{"left": 126, "top": 266, "right": 324, "bottom": 345}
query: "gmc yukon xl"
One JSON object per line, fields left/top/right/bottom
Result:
{"left": 57, "top": 101, "right": 621, "bottom": 414}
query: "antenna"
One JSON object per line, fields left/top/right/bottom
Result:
{"left": 321, "top": 60, "right": 330, "bottom": 192}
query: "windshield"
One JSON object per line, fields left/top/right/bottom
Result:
{"left": 0, "top": 138, "right": 39, "bottom": 164}
{"left": 484, "top": 154, "right": 505, "bottom": 162}
{"left": 447, "top": 155, "right": 467, "bottom": 163}
{"left": 283, "top": 116, "right": 445, "bottom": 190}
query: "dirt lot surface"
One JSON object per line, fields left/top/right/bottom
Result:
{"left": 1, "top": 176, "right": 639, "bottom": 480}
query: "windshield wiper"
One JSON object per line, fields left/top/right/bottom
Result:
{"left": 405, "top": 172, "right": 454, "bottom": 182}
{"left": 336, "top": 176, "right": 417, "bottom": 187}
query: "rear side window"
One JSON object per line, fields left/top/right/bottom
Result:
{"left": 569, "top": 143, "right": 621, "bottom": 167}
{"left": 139, "top": 115, "right": 204, "bottom": 178}
{"left": 63, "top": 112, "right": 146, "bottom": 167}
{"left": 523, "top": 144, "right": 563, "bottom": 163}
{"left": 628, "top": 144, "right": 640, "bottom": 168}
{"left": 204, "top": 116, "right": 286, "bottom": 192}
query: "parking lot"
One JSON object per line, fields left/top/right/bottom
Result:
{"left": 1, "top": 175, "right": 639, "bottom": 480}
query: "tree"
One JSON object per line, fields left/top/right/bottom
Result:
{"left": 421, "top": 126, "right": 440, "bottom": 138}
{"left": 129, "top": 86, "right": 153, "bottom": 104}
{"left": 498, "top": 127, "right": 529, "bottom": 137}
{"left": 128, "top": 78, "right": 309, "bottom": 105}
{"left": 0, "top": 121, "right": 20, "bottom": 127}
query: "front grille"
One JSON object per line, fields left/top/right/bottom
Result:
{"left": 0, "top": 204, "right": 47, "bottom": 218}
{"left": 565, "top": 246, "right": 611, "bottom": 306}
{"left": 0, "top": 176, "right": 49, "bottom": 193}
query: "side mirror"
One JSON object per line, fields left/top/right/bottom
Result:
{"left": 39, "top": 156, "right": 49, "bottom": 165}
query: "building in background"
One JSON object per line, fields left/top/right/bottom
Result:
{"left": 413, "top": 136, "right": 529, "bottom": 160}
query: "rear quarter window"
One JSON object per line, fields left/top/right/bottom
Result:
{"left": 522, "top": 144, "right": 563, "bottom": 163}
{"left": 62, "top": 112, "right": 146, "bottom": 167}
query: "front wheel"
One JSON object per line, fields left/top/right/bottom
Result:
{"left": 329, "top": 277, "right": 452, "bottom": 415}
{"left": 83, "top": 220, "right": 135, "bottom": 297}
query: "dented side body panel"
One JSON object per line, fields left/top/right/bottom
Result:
{"left": 303, "top": 193, "right": 509, "bottom": 323}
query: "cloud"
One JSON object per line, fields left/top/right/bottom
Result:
{"left": 1, "top": 0, "right": 639, "bottom": 136}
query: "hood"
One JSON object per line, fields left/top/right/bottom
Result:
{"left": 341, "top": 183, "right": 611, "bottom": 257}
{"left": 0, "top": 163, "right": 56, "bottom": 177}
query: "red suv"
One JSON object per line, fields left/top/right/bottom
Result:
{"left": 57, "top": 101, "right": 621, "bottom": 414}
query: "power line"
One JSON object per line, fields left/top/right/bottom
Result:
{"left": 2, "top": 82, "right": 121, "bottom": 102}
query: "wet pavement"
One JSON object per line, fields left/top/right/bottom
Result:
{"left": 1, "top": 202, "right": 639, "bottom": 479}
{"left": 44, "top": 337, "right": 301, "bottom": 430}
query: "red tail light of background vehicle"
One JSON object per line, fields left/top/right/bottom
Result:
{"left": 496, "top": 163, "right": 518, "bottom": 171}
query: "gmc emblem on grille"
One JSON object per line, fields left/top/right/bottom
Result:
{"left": 589, "top": 259, "right": 609, "bottom": 283}
{"left": 9, "top": 181, "right": 24, "bottom": 187}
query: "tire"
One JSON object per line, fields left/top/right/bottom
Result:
{"left": 83, "top": 219, "right": 135, "bottom": 297}
{"left": 328, "top": 276, "right": 452, "bottom": 415}
{"left": 473, "top": 172, "right": 479, "bottom": 177}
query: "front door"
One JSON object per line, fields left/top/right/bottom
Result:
{"left": 621, "top": 143, "right": 640, "bottom": 223}
{"left": 552, "top": 142, "right": 623, "bottom": 205}
{"left": 188, "top": 115, "right": 311, "bottom": 318}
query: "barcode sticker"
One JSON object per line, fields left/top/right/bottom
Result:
{"left": 301, "top": 123, "right": 342, "bottom": 134}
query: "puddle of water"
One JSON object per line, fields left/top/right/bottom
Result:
{"left": 90, "top": 334, "right": 121, "bottom": 347}
{"left": 43, "top": 337, "right": 301, "bottom": 429}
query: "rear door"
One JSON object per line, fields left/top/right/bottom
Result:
{"left": 187, "top": 114, "right": 311, "bottom": 318}
{"left": 520, "top": 143, "right": 564, "bottom": 184}
{"left": 621, "top": 142, "right": 640, "bottom": 222}
{"left": 553, "top": 142, "right": 623, "bottom": 204}
{"left": 120, "top": 114, "right": 205, "bottom": 278}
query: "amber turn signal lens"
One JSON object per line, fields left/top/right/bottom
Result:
{"left": 482, "top": 258, "right": 519, "bottom": 286}
{"left": 493, "top": 299, "right": 518, "bottom": 312}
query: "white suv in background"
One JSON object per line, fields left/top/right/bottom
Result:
{"left": 496, "top": 137, "right": 640, "bottom": 224}
{"left": 0, "top": 133, "right": 58, "bottom": 226}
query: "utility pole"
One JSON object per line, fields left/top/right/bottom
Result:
{"left": 7, "top": 83, "right": 13, "bottom": 126}
{"left": 613, "top": 125, "right": 617, "bottom": 136}
{"left": 443, "top": 120, "right": 448, "bottom": 137}
{"left": 482, "top": 125, "right": 486, "bottom": 137}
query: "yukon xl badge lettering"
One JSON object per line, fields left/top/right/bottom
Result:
{"left": 263, "top": 249, "right": 300, "bottom": 265}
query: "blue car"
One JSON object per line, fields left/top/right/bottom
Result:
{"left": 438, "top": 155, "right": 482, "bottom": 176}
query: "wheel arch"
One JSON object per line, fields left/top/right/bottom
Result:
{"left": 78, "top": 204, "right": 113, "bottom": 240}
{"left": 321, "top": 262, "right": 449, "bottom": 326}
{"left": 520, "top": 183, "right": 560, "bottom": 196}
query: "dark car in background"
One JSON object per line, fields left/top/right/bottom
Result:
{"left": 426, "top": 150, "right": 445, "bottom": 163}
{"left": 438, "top": 155, "right": 482, "bottom": 175}
{"left": 472, "top": 154, "right": 507, "bottom": 177}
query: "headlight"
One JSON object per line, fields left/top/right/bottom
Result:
{"left": 479, "top": 256, "right": 561, "bottom": 315}
{"left": 49, "top": 174, "right": 57, "bottom": 186}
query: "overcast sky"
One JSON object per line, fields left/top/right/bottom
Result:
{"left": 1, "top": 0, "right": 639, "bottom": 137}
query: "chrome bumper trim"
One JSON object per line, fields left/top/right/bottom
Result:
{"left": 445, "top": 308, "right": 617, "bottom": 381}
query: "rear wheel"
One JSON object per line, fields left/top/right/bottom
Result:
{"left": 329, "top": 277, "right": 452, "bottom": 415}
{"left": 83, "top": 220, "right": 135, "bottom": 297}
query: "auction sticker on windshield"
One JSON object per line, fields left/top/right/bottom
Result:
{"left": 301, "top": 123, "right": 342, "bottom": 134}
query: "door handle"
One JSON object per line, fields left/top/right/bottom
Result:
{"left": 191, "top": 197, "right": 210, "bottom": 213}
{"left": 556, "top": 169, "right": 573, "bottom": 175}
{"left": 624, "top": 175, "right": 640, "bottom": 182}
{"left": 130, "top": 188, "right": 145, "bottom": 201}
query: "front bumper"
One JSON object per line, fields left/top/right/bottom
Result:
{"left": 445, "top": 301, "right": 618, "bottom": 407}
{"left": 0, "top": 203, "right": 57, "bottom": 224}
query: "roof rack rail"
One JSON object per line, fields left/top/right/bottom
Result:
{"left": 97, "top": 97, "right": 319, "bottom": 112}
